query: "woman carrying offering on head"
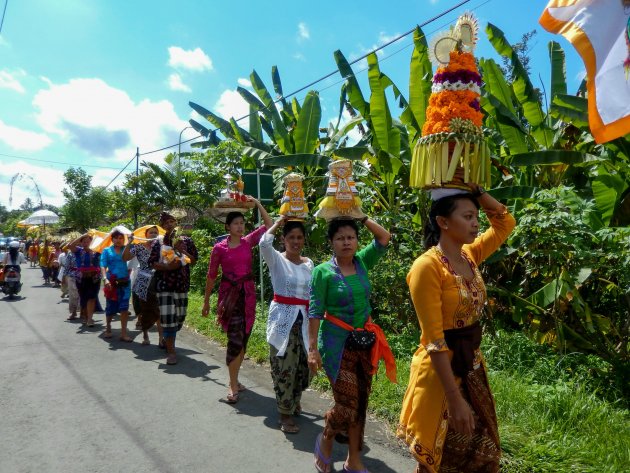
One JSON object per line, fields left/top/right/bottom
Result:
{"left": 308, "top": 216, "right": 393, "bottom": 473}
{"left": 123, "top": 225, "right": 162, "bottom": 346}
{"left": 397, "top": 185, "right": 515, "bottom": 473}
{"left": 201, "top": 197, "right": 272, "bottom": 404}
{"left": 260, "top": 216, "right": 313, "bottom": 434}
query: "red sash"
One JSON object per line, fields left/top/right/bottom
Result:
{"left": 324, "top": 312, "right": 397, "bottom": 383}
{"left": 273, "top": 294, "right": 309, "bottom": 311}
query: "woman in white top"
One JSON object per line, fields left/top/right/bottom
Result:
{"left": 260, "top": 216, "right": 314, "bottom": 434}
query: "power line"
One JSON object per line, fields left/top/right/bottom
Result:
{"left": 140, "top": 0, "right": 476, "bottom": 157}
{"left": 103, "top": 153, "right": 137, "bottom": 189}
{"left": 0, "top": 152, "right": 124, "bottom": 170}
{"left": 0, "top": 0, "right": 8, "bottom": 35}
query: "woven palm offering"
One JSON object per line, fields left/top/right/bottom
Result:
{"left": 279, "top": 173, "right": 309, "bottom": 220}
{"left": 410, "top": 13, "right": 491, "bottom": 190}
{"left": 315, "top": 159, "right": 366, "bottom": 221}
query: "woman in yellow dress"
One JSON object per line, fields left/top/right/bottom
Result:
{"left": 398, "top": 184, "right": 515, "bottom": 473}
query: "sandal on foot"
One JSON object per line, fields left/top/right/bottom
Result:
{"left": 225, "top": 392, "right": 239, "bottom": 404}
{"left": 279, "top": 419, "right": 300, "bottom": 434}
{"left": 342, "top": 464, "right": 368, "bottom": 473}
{"left": 166, "top": 354, "right": 178, "bottom": 365}
{"left": 141, "top": 339, "right": 150, "bottom": 346}
{"left": 237, "top": 383, "right": 247, "bottom": 392}
{"left": 67, "top": 315, "right": 78, "bottom": 320}
{"left": 119, "top": 336, "right": 133, "bottom": 343}
{"left": 103, "top": 331, "right": 113, "bottom": 339}
{"left": 313, "top": 433, "right": 331, "bottom": 473}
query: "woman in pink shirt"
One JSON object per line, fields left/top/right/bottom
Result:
{"left": 202, "top": 197, "right": 272, "bottom": 403}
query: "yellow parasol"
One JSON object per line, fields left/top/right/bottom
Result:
{"left": 132, "top": 225, "right": 166, "bottom": 241}
{"left": 26, "top": 225, "right": 39, "bottom": 234}
{"left": 89, "top": 226, "right": 131, "bottom": 254}
{"left": 16, "top": 219, "right": 31, "bottom": 228}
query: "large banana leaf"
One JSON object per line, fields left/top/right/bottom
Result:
{"left": 550, "top": 94, "right": 589, "bottom": 128}
{"left": 293, "top": 91, "right": 321, "bottom": 154}
{"left": 332, "top": 146, "right": 371, "bottom": 160}
{"left": 242, "top": 146, "right": 273, "bottom": 162}
{"left": 334, "top": 50, "right": 369, "bottom": 118}
{"left": 479, "top": 59, "right": 529, "bottom": 154}
{"left": 271, "top": 65, "right": 295, "bottom": 123}
{"left": 260, "top": 153, "right": 331, "bottom": 169}
{"left": 188, "top": 119, "right": 211, "bottom": 138}
{"left": 408, "top": 26, "right": 432, "bottom": 134}
{"left": 510, "top": 150, "right": 590, "bottom": 166}
{"left": 249, "top": 104, "right": 262, "bottom": 142}
{"left": 367, "top": 53, "right": 400, "bottom": 159}
{"left": 486, "top": 23, "right": 546, "bottom": 130}
{"left": 381, "top": 73, "right": 420, "bottom": 136}
{"left": 548, "top": 41, "right": 567, "bottom": 99}
{"left": 249, "top": 70, "right": 292, "bottom": 154}
{"left": 189, "top": 101, "right": 238, "bottom": 142}
{"left": 592, "top": 171, "right": 628, "bottom": 226}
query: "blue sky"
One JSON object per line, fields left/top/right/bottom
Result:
{"left": 0, "top": 0, "right": 583, "bottom": 210}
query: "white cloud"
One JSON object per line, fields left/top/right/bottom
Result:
{"left": 0, "top": 69, "right": 26, "bottom": 93}
{"left": 167, "top": 46, "right": 213, "bottom": 72}
{"left": 32, "top": 78, "right": 187, "bottom": 161}
{"left": 0, "top": 119, "right": 52, "bottom": 151}
{"left": 167, "top": 73, "right": 191, "bottom": 93}
{"left": 237, "top": 78, "right": 252, "bottom": 87}
{"left": 297, "top": 22, "right": 310, "bottom": 41}
{"left": 214, "top": 89, "right": 250, "bottom": 125}
{"left": 293, "top": 53, "right": 306, "bottom": 62}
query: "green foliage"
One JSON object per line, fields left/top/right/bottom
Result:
{"left": 61, "top": 168, "right": 111, "bottom": 231}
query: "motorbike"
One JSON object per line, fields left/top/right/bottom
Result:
{"left": 0, "top": 264, "right": 22, "bottom": 299}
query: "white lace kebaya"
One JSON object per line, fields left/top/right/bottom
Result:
{"left": 260, "top": 232, "right": 314, "bottom": 357}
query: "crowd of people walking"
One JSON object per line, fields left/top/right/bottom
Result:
{"left": 3, "top": 183, "right": 515, "bottom": 473}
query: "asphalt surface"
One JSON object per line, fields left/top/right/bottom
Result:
{"left": 0, "top": 265, "right": 415, "bottom": 473}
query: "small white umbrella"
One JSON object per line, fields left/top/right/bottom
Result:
{"left": 25, "top": 209, "right": 60, "bottom": 235}
{"left": 25, "top": 209, "right": 60, "bottom": 225}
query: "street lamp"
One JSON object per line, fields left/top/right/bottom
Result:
{"left": 177, "top": 125, "right": 193, "bottom": 204}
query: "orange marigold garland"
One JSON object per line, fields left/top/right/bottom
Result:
{"left": 410, "top": 14, "right": 491, "bottom": 190}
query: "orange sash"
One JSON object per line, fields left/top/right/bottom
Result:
{"left": 324, "top": 312, "right": 397, "bottom": 383}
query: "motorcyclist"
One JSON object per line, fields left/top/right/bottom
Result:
{"left": 2, "top": 241, "right": 25, "bottom": 270}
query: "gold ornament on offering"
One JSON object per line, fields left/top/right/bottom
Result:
{"left": 410, "top": 12, "right": 491, "bottom": 190}
{"left": 315, "top": 159, "right": 366, "bottom": 222}
{"left": 279, "top": 173, "right": 309, "bottom": 220}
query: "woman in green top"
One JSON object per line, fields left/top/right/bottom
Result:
{"left": 308, "top": 216, "right": 390, "bottom": 473}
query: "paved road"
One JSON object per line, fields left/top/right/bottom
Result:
{"left": 0, "top": 265, "right": 415, "bottom": 473}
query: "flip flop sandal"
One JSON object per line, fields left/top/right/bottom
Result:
{"left": 237, "top": 383, "right": 247, "bottom": 392}
{"left": 313, "top": 433, "right": 331, "bottom": 473}
{"left": 279, "top": 420, "right": 300, "bottom": 434}
{"left": 141, "top": 339, "right": 150, "bottom": 346}
{"left": 119, "top": 336, "right": 133, "bottom": 343}
{"left": 342, "top": 464, "right": 368, "bottom": 473}
{"left": 166, "top": 354, "right": 178, "bottom": 365}
{"left": 225, "top": 392, "right": 239, "bottom": 404}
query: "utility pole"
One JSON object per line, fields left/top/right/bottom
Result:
{"left": 134, "top": 147, "right": 139, "bottom": 228}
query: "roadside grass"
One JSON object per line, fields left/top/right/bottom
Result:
{"left": 185, "top": 293, "right": 629, "bottom": 473}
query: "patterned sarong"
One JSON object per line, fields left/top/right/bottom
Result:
{"left": 323, "top": 343, "right": 373, "bottom": 450}
{"left": 139, "top": 290, "right": 160, "bottom": 331}
{"left": 157, "top": 292, "right": 188, "bottom": 333}
{"left": 269, "top": 314, "right": 310, "bottom": 415}
{"left": 416, "top": 366, "right": 500, "bottom": 473}
{"left": 225, "top": 292, "right": 249, "bottom": 365}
